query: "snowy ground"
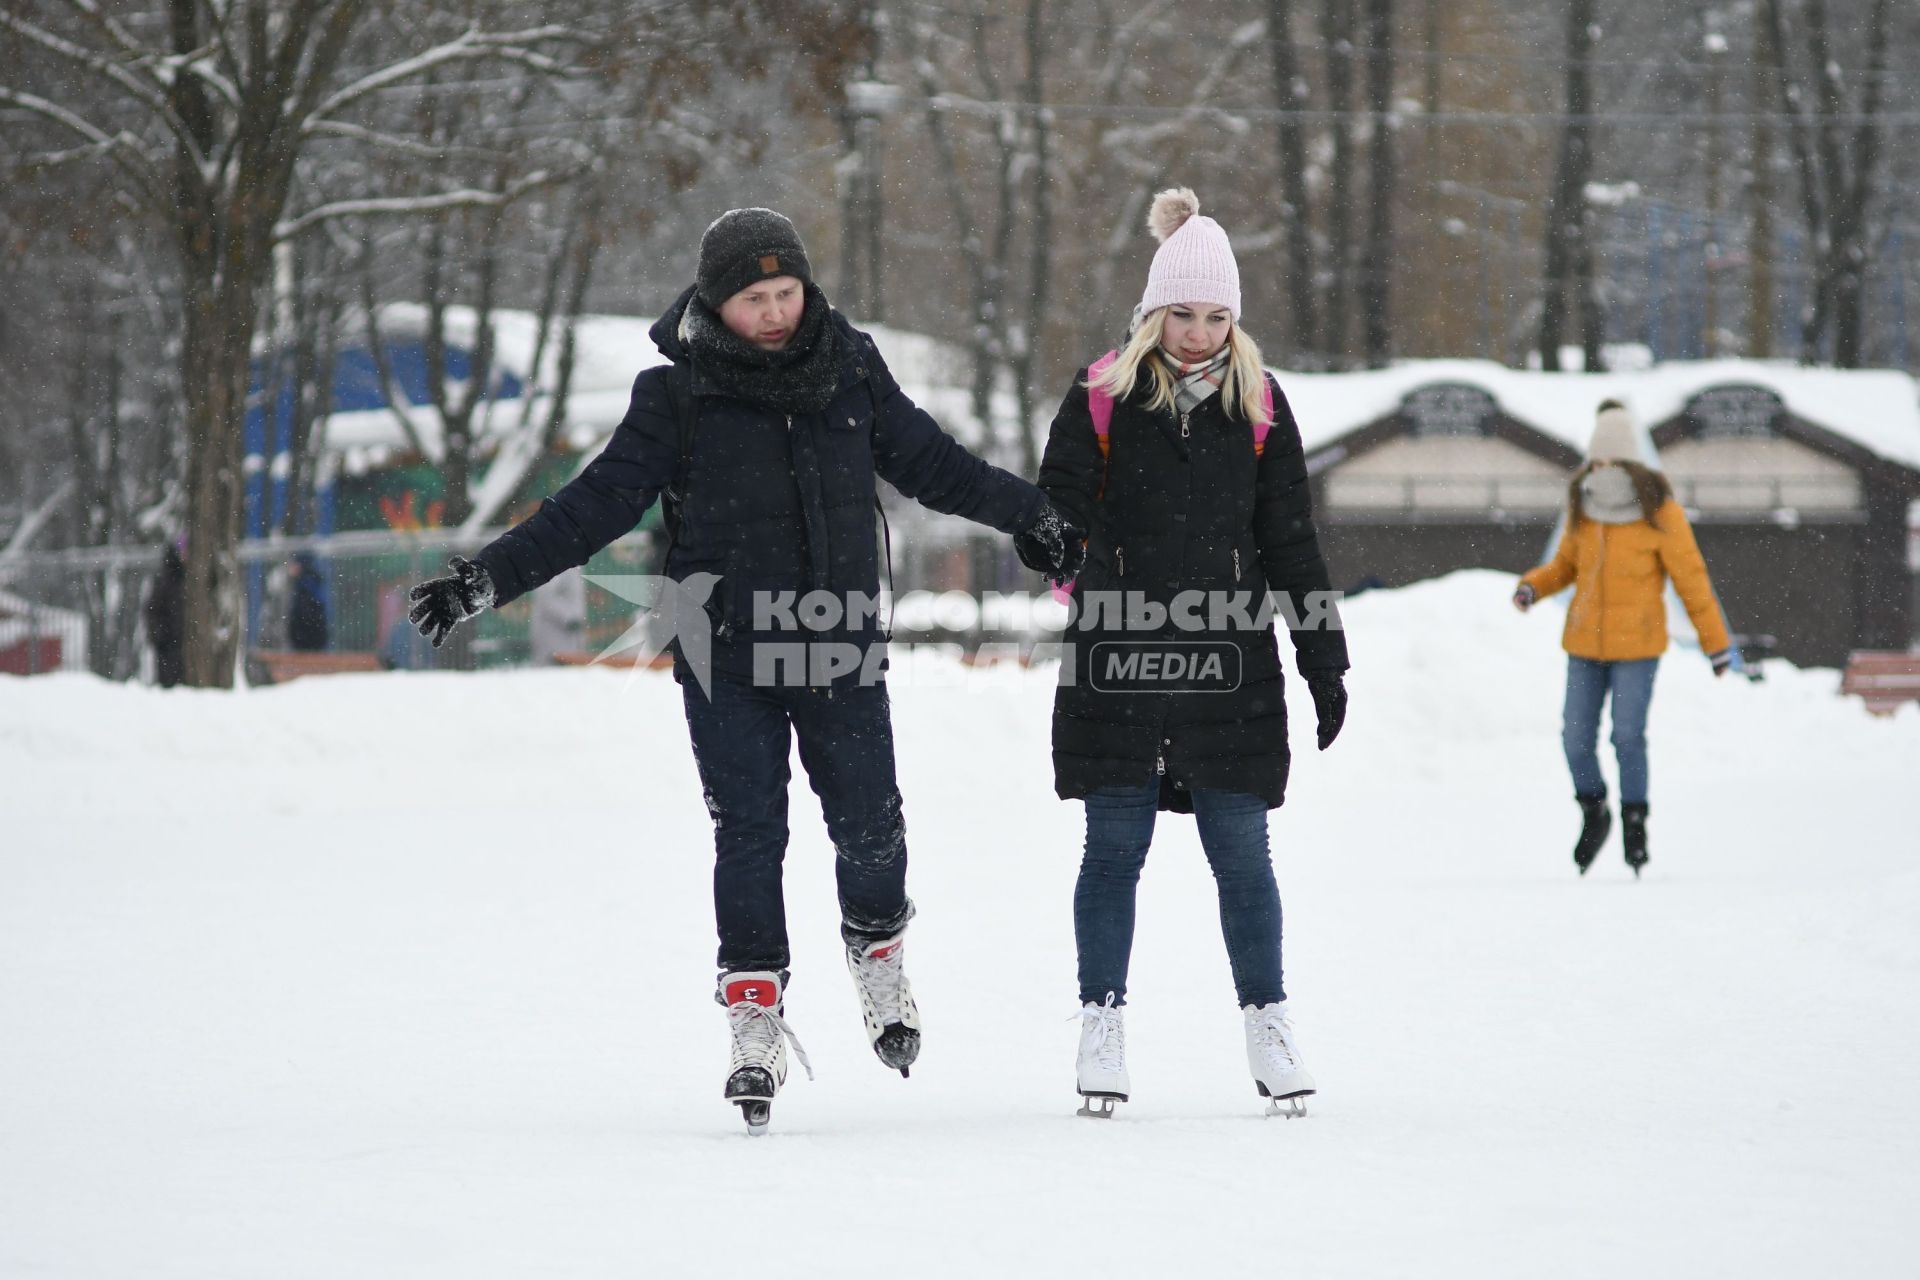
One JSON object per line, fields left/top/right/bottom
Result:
{"left": 4, "top": 570, "right": 1917, "bottom": 1278}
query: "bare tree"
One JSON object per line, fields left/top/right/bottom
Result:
{"left": 1268, "top": 0, "right": 1320, "bottom": 364}
{"left": 1, "top": 0, "right": 597, "bottom": 686}
{"left": 907, "top": 2, "right": 1055, "bottom": 476}
{"left": 1360, "top": 0, "right": 1396, "bottom": 367}
{"left": 1538, "top": 0, "right": 1602, "bottom": 372}
{"left": 1749, "top": 14, "right": 1779, "bottom": 358}
{"left": 1763, "top": 0, "right": 1893, "bottom": 366}
{"left": 1320, "top": 0, "right": 1359, "bottom": 363}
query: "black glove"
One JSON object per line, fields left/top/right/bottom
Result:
{"left": 408, "top": 555, "right": 496, "bottom": 648}
{"left": 1708, "top": 648, "right": 1735, "bottom": 678}
{"left": 1305, "top": 670, "right": 1347, "bottom": 751}
{"left": 1013, "top": 502, "right": 1087, "bottom": 584}
{"left": 1512, "top": 582, "right": 1537, "bottom": 612}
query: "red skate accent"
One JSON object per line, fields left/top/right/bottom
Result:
{"left": 724, "top": 976, "right": 780, "bottom": 1008}
{"left": 865, "top": 942, "right": 899, "bottom": 960}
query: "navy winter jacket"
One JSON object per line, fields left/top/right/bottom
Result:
{"left": 474, "top": 287, "right": 1047, "bottom": 678}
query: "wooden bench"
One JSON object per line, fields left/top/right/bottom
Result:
{"left": 1841, "top": 651, "right": 1920, "bottom": 716}
{"left": 550, "top": 650, "right": 675, "bottom": 670}
{"left": 247, "top": 650, "right": 384, "bottom": 685}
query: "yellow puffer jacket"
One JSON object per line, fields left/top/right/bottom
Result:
{"left": 1522, "top": 498, "right": 1730, "bottom": 662}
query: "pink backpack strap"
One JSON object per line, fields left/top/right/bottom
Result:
{"left": 1086, "top": 350, "right": 1119, "bottom": 454}
{"left": 1252, "top": 372, "right": 1275, "bottom": 457}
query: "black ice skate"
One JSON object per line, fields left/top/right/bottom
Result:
{"left": 1573, "top": 794, "right": 1612, "bottom": 875}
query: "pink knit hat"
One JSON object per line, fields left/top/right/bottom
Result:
{"left": 1138, "top": 188, "right": 1241, "bottom": 320}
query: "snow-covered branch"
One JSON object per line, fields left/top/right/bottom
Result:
{"left": 0, "top": 86, "right": 161, "bottom": 204}
{"left": 48, "top": 0, "right": 157, "bottom": 73}
{"left": 305, "top": 26, "right": 588, "bottom": 129}
{"left": 272, "top": 170, "right": 560, "bottom": 242}
{"left": 305, "top": 119, "right": 517, "bottom": 163}
{"left": 0, "top": 9, "right": 220, "bottom": 181}
{"left": 0, "top": 481, "right": 76, "bottom": 564}
{"left": 161, "top": 49, "right": 242, "bottom": 112}
{"left": 0, "top": 10, "right": 174, "bottom": 119}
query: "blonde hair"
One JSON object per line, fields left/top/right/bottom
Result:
{"left": 1085, "top": 307, "right": 1268, "bottom": 424}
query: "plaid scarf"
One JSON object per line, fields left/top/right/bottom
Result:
{"left": 1156, "top": 347, "right": 1233, "bottom": 416}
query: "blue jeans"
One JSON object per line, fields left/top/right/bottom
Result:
{"left": 1562, "top": 656, "right": 1660, "bottom": 805}
{"left": 681, "top": 675, "right": 912, "bottom": 973}
{"left": 1075, "top": 784, "right": 1284, "bottom": 1008}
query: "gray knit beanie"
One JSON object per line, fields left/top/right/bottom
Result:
{"left": 696, "top": 208, "right": 813, "bottom": 309}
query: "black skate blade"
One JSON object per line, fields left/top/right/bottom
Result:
{"left": 737, "top": 1099, "right": 771, "bottom": 1135}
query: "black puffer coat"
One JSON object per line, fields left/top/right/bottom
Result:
{"left": 475, "top": 287, "right": 1046, "bottom": 679}
{"left": 1037, "top": 366, "right": 1348, "bottom": 811}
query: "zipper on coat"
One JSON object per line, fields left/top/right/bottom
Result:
{"left": 1233, "top": 548, "right": 1242, "bottom": 581}
{"left": 1155, "top": 750, "right": 1166, "bottom": 776}
{"left": 1180, "top": 410, "right": 1190, "bottom": 439}
{"left": 1116, "top": 546, "right": 1126, "bottom": 577}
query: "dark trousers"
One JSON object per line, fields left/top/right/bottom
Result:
{"left": 1075, "top": 783, "right": 1285, "bottom": 1009}
{"left": 681, "top": 675, "right": 913, "bottom": 974}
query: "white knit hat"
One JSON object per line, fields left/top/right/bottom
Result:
{"left": 1138, "top": 188, "right": 1241, "bottom": 320}
{"left": 1588, "top": 401, "right": 1640, "bottom": 462}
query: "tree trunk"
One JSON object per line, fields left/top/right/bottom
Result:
{"left": 1015, "top": 0, "right": 1051, "bottom": 480}
{"left": 1828, "top": 0, "right": 1890, "bottom": 368}
{"left": 1268, "top": 0, "right": 1319, "bottom": 365}
{"left": 179, "top": 258, "right": 259, "bottom": 688}
{"left": 1704, "top": 34, "right": 1725, "bottom": 357}
{"left": 1764, "top": 0, "right": 1890, "bottom": 367}
{"left": 1762, "top": 0, "right": 1829, "bottom": 360}
{"left": 1539, "top": 0, "right": 1595, "bottom": 372}
{"left": 1360, "top": 0, "right": 1395, "bottom": 368}
{"left": 1749, "top": 18, "right": 1777, "bottom": 357}
{"left": 1320, "top": 0, "right": 1358, "bottom": 364}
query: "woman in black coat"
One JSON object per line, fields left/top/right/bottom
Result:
{"left": 1035, "top": 189, "right": 1349, "bottom": 1119}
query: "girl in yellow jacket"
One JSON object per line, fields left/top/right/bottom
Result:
{"left": 1514, "top": 400, "right": 1733, "bottom": 876}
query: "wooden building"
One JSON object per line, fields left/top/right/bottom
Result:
{"left": 1286, "top": 362, "right": 1920, "bottom": 669}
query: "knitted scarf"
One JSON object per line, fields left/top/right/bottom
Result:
{"left": 1156, "top": 347, "right": 1233, "bottom": 416}
{"left": 1579, "top": 463, "right": 1643, "bottom": 524}
{"left": 677, "top": 282, "right": 845, "bottom": 414}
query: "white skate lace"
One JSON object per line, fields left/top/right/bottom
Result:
{"left": 1248, "top": 1007, "right": 1300, "bottom": 1071}
{"left": 848, "top": 939, "right": 911, "bottom": 1025}
{"left": 1076, "top": 996, "right": 1126, "bottom": 1075}
{"left": 728, "top": 1000, "right": 815, "bottom": 1081}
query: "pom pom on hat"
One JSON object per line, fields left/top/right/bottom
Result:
{"left": 1148, "top": 187, "right": 1201, "bottom": 243}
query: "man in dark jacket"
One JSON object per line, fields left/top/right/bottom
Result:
{"left": 408, "top": 208, "right": 1082, "bottom": 1132}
